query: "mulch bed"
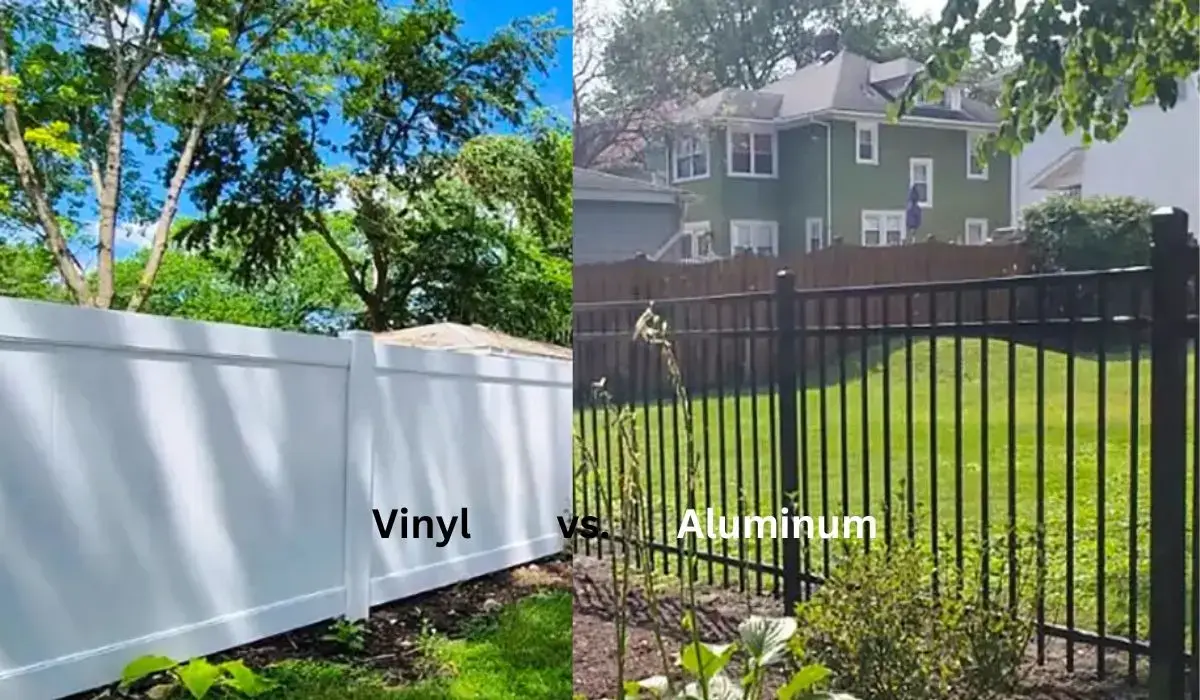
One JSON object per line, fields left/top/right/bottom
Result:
{"left": 76, "top": 555, "right": 571, "bottom": 698}
{"left": 571, "top": 554, "right": 1153, "bottom": 700}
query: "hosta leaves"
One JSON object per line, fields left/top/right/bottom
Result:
{"left": 627, "top": 675, "right": 671, "bottom": 697}
{"left": 737, "top": 616, "right": 797, "bottom": 667}
{"left": 682, "top": 672, "right": 740, "bottom": 700}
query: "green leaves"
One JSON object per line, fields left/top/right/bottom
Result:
{"left": 776, "top": 664, "right": 831, "bottom": 699}
{"left": 678, "top": 641, "right": 736, "bottom": 680}
{"left": 175, "top": 659, "right": 222, "bottom": 698}
{"left": 118, "top": 653, "right": 277, "bottom": 699}
{"left": 23, "top": 121, "right": 80, "bottom": 158}
{"left": 917, "top": 0, "right": 1200, "bottom": 151}
{"left": 1021, "top": 194, "right": 1155, "bottom": 272}
{"left": 119, "top": 654, "right": 178, "bottom": 688}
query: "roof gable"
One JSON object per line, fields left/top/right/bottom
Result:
{"left": 670, "top": 51, "right": 999, "bottom": 125}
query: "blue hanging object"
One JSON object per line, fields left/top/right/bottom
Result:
{"left": 905, "top": 184, "right": 922, "bottom": 232}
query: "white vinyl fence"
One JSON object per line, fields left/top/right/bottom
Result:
{"left": 0, "top": 297, "right": 572, "bottom": 700}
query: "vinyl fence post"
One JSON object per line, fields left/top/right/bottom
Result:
{"left": 342, "top": 331, "right": 377, "bottom": 621}
{"left": 1148, "top": 207, "right": 1191, "bottom": 699}
{"left": 774, "top": 270, "right": 802, "bottom": 614}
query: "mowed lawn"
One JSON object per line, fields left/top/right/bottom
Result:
{"left": 575, "top": 337, "right": 1199, "bottom": 642}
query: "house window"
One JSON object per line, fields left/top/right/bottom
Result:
{"left": 964, "top": 218, "right": 989, "bottom": 245}
{"left": 673, "top": 135, "right": 709, "bottom": 182}
{"left": 805, "top": 217, "right": 825, "bottom": 252}
{"left": 679, "top": 221, "right": 713, "bottom": 263}
{"left": 966, "top": 132, "right": 988, "bottom": 180}
{"left": 730, "top": 219, "right": 778, "bottom": 256}
{"left": 728, "top": 129, "right": 776, "bottom": 177}
{"left": 909, "top": 157, "right": 933, "bottom": 207}
{"left": 1061, "top": 184, "right": 1082, "bottom": 198}
{"left": 944, "top": 86, "right": 963, "bottom": 110}
{"left": 855, "top": 121, "right": 878, "bottom": 165}
{"left": 861, "top": 210, "right": 905, "bottom": 247}
{"left": 917, "top": 86, "right": 963, "bottom": 110}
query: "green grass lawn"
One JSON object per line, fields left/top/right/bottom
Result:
{"left": 262, "top": 591, "right": 572, "bottom": 699}
{"left": 575, "top": 337, "right": 1199, "bottom": 643}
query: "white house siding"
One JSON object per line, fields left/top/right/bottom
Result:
{"left": 1013, "top": 72, "right": 1200, "bottom": 236}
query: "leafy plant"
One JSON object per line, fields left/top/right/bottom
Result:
{"left": 119, "top": 654, "right": 276, "bottom": 698}
{"left": 794, "top": 540, "right": 1035, "bottom": 700}
{"left": 321, "top": 616, "right": 368, "bottom": 654}
{"left": 623, "top": 615, "right": 857, "bottom": 699}
{"left": 1022, "top": 194, "right": 1156, "bottom": 272}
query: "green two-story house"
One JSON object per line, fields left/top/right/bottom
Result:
{"left": 648, "top": 50, "right": 1013, "bottom": 261}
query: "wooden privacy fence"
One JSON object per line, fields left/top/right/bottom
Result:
{"left": 573, "top": 241, "right": 1032, "bottom": 303}
{"left": 574, "top": 243, "right": 1047, "bottom": 397}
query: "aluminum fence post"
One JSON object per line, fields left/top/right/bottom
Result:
{"left": 1148, "top": 207, "right": 1191, "bottom": 699}
{"left": 774, "top": 270, "right": 801, "bottom": 613}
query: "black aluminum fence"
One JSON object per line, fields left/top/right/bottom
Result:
{"left": 573, "top": 210, "right": 1200, "bottom": 695}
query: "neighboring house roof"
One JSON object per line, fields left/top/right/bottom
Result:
{"left": 573, "top": 167, "right": 693, "bottom": 205}
{"left": 375, "top": 322, "right": 571, "bottom": 360}
{"left": 1028, "top": 147, "right": 1086, "bottom": 190}
{"left": 671, "top": 51, "right": 999, "bottom": 125}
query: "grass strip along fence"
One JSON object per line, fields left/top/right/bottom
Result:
{"left": 573, "top": 210, "right": 1200, "bottom": 696}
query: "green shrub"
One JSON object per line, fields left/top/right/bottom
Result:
{"left": 1022, "top": 194, "right": 1155, "bottom": 272}
{"left": 793, "top": 542, "right": 1034, "bottom": 700}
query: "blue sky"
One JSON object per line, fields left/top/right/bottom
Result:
{"left": 455, "top": 0, "right": 573, "bottom": 119}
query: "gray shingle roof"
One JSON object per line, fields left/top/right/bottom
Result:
{"left": 573, "top": 168, "right": 680, "bottom": 194}
{"left": 671, "top": 51, "right": 999, "bottom": 124}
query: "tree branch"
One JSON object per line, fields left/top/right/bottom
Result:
{"left": 127, "top": 2, "right": 304, "bottom": 311}
{"left": 0, "top": 41, "right": 92, "bottom": 304}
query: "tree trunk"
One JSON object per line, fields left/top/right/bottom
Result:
{"left": 94, "top": 92, "right": 129, "bottom": 309}
{"left": 126, "top": 102, "right": 212, "bottom": 312}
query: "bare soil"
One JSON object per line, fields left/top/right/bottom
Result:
{"left": 571, "top": 555, "right": 1153, "bottom": 700}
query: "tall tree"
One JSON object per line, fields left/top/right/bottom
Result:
{"left": 0, "top": 0, "right": 332, "bottom": 311}
{"left": 180, "top": 0, "right": 563, "bottom": 332}
{"left": 917, "top": 0, "right": 1198, "bottom": 150}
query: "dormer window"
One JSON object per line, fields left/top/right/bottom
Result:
{"left": 944, "top": 86, "right": 962, "bottom": 110}
{"left": 916, "top": 85, "right": 963, "bottom": 110}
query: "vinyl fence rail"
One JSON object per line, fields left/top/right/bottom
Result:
{"left": 0, "top": 299, "right": 572, "bottom": 700}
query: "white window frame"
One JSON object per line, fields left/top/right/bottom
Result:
{"left": 729, "top": 219, "right": 779, "bottom": 256}
{"left": 672, "top": 135, "right": 710, "bottom": 183}
{"left": 944, "top": 86, "right": 963, "bottom": 111}
{"left": 855, "top": 121, "right": 878, "bottom": 165}
{"left": 805, "top": 217, "right": 825, "bottom": 252}
{"left": 966, "top": 132, "right": 988, "bottom": 180}
{"left": 679, "top": 221, "right": 715, "bottom": 263}
{"left": 861, "top": 210, "right": 906, "bottom": 247}
{"left": 909, "top": 157, "right": 934, "bottom": 208}
{"left": 964, "top": 217, "right": 989, "bottom": 245}
{"left": 726, "top": 127, "right": 778, "bottom": 178}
